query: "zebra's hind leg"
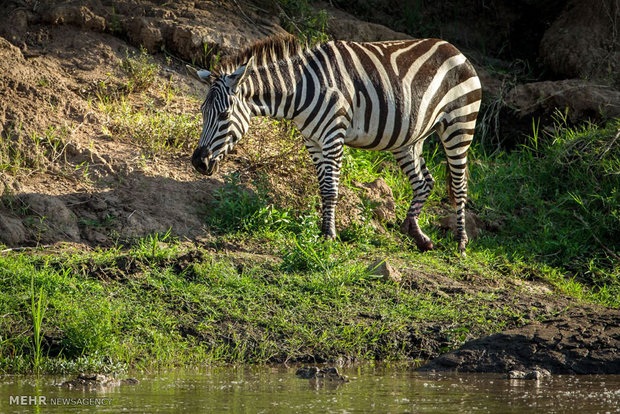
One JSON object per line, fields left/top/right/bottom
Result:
{"left": 441, "top": 130, "right": 473, "bottom": 256}
{"left": 394, "top": 143, "right": 434, "bottom": 251}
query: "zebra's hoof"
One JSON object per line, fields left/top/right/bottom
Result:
{"left": 458, "top": 240, "right": 468, "bottom": 256}
{"left": 400, "top": 217, "right": 434, "bottom": 252}
{"left": 416, "top": 238, "right": 434, "bottom": 252}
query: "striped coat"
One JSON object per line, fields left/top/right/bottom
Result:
{"left": 190, "top": 36, "right": 482, "bottom": 253}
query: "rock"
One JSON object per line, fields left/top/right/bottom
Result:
{"left": 353, "top": 178, "right": 396, "bottom": 223}
{"left": 507, "top": 370, "right": 526, "bottom": 379}
{"left": 0, "top": 214, "right": 27, "bottom": 246}
{"left": 363, "top": 178, "right": 396, "bottom": 222}
{"left": 296, "top": 366, "right": 348, "bottom": 382}
{"left": 321, "top": 2, "right": 411, "bottom": 42}
{"left": 539, "top": 0, "right": 619, "bottom": 87}
{"left": 114, "top": 6, "right": 287, "bottom": 64}
{"left": 41, "top": 4, "right": 106, "bottom": 32}
{"left": 418, "top": 309, "right": 620, "bottom": 374}
{"left": 505, "top": 80, "right": 620, "bottom": 123}
{"left": 524, "top": 369, "right": 551, "bottom": 380}
{"left": 366, "top": 259, "right": 402, "bottom": 283}
{"left": 439, "top": 211, "right": 484, "bottom": 240}
{"left": 296, "top": 366, "right": 320, "bottom": 379}
{"left": 123, "top": 17, "right": 163, "bottom": 53}
{"left": 19, "top": 194, "right": 80, "bottom": 242}
{"left": 507, "top": 369, "right": 551, "bottom": 380}
{"left": 60, "top": 373, "right": 138, "bottom": 389}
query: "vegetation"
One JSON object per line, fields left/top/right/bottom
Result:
{"left": 0, "top": 124, "right": 70, "bottom": 176}
{"left": 472, "top": 116, "right": 620, "bottom": 301}
{"left": 272, "top": 0, "right": 329, "bottom": 43}
{"left": 1, "top": 109, "right": 618, "bottom": 373}
{"left": 96, "top": 48, "right": 201, "bottom": 156}
{"left": 1, "top": 28, "right": 617, "bottom": 374}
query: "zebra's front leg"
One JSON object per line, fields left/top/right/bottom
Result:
{"left": 306, "top": 139, "right": 344, "bottom": 240}
{"left": 394, "top": 145, "right": 434, "bottom": 251}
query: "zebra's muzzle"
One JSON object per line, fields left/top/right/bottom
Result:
{"left": 191, "top": 148, "right": 219, "bottom": 176}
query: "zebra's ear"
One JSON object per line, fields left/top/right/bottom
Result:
{"left": 227, "top": 56, "right": 254, "bottom": 92}
{"left": 186, "top": 65, "right": 212, "bottom": 84}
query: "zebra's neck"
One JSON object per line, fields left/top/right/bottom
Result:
{"left": 242, "top": 70, "right": 290, "bottom": 120}
{"left": 241, "top": 54, "right": 308, "bottom": 121}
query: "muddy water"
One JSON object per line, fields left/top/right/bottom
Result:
{"left": 1, "top": 364, "right": 619, "bottom": 413}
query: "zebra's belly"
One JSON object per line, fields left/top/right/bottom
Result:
{"left": 343, "top": 122, "right": 419, "bottom": 152}
{"left": 343, "top": 102, "right": 422, "bottom": 151}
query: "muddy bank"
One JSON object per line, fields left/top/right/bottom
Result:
{"left": 419, "top": 308, "right": 620, "bottom": 374}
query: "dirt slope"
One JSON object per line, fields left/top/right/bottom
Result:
{"left": 0, "top": 23, "right": 216, "bottom": 246}
{"left": 0, "top": 0, "right": 299, "bottom": 247}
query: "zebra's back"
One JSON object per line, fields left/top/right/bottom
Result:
{"left": 315, "top": 39, "right": 481, "bottom": 151}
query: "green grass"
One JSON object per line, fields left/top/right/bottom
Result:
{"left": 273, "top": 0, "right": 329, "bottom": 44}
{"left": 0, "top": 237, "right": 536, "bottom": 374}
{"left": 119, "top": 47, "right": 158, "bottom": 93}
{"left": 470, "top": 118, "right": 619, "bottom": 299}
{"left": 99, "top": 95, "right": 200, "bottom": 155}
{"left": 30, "top": 272, "right": 47, "bottom": 373}
{"left": 95, "top": 47, "right": 201, "bottom": 156}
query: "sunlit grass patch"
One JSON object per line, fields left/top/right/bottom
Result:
{"left": 99, "top": 96, "right": 200, "bottom": 154}
{"left": 0, "top": 124, "right": 72, "bottom": 176}
{"left": 93, "top": 47, "right": 201, "bottom": 156}
{"left": 119, "top": 47, "right": 158, "bottom": 93}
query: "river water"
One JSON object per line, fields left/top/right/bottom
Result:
{"left": 1, "top": 364, "right": 619, "bottom": 413}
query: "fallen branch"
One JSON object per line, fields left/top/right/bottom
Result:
{"left": 573, "top": 211, "right": 620, "bottom": 261}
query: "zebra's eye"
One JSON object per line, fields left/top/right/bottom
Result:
{"left": 217, "top": 111, "right": 229, "bottom": 121}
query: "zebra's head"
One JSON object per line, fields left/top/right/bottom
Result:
{"left": 190, "top": 58, "right": 255, "bottom": 176}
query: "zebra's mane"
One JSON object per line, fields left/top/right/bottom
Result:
{"left": 217, "top": 34, "right": 308, "bottom": 74}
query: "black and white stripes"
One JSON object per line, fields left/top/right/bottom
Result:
{"left": 190, "top": 35, "right": 482, "bottom": 253}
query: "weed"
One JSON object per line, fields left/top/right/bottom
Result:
{"left": 205, "top": 173, "right": 269, "bottom": 232}
{"left": 135, "top": 229, "right": 176, "bottom": 262}
{"left": 0, "top": 123, "right": 70, "bottom": 176}
{"left": 471, "top": 118, "right": 620, "bottom": 299}
{"left": 30, "top": 273, "right": 47, "bottom": 373}
{"left": 120, "top": 47, "right": 158, "bottom": 92}
{"left": 280, "top": 235, "right": 343, "bottom": 274}
{"left": 107, "top": 6, "right": 123, "bottom": 34}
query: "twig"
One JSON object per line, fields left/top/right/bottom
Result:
{"left": 573, "top": 211, "right": 620, "bottom": 261}
{"left": 1, "top": 247, "right": 29, "bottom": 254}
{"left": 231, "top": 0, "right": 255, "bottom": 25}
{"left": 273, "top": 1, "right": 302, "bottom": 35}
{"left": 1, "top": 245, "right": 50, "bottom": 255}
{"left": 598, "top": 128, "right": 620, "bottom": 161}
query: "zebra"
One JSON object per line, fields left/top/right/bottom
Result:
{"left": 188, "top": 35, "right": 482, "bottom": 254}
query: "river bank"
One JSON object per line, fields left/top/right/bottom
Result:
{"left": 1, "top": 229, "right": 617, "bottom": 375}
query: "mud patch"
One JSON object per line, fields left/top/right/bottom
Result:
{"left": 418, "top": 308, "right": 620, "bottom": 374}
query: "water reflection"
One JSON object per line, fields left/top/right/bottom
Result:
{"left": 1, "top": 364, "right": 619, "bottom": 413}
